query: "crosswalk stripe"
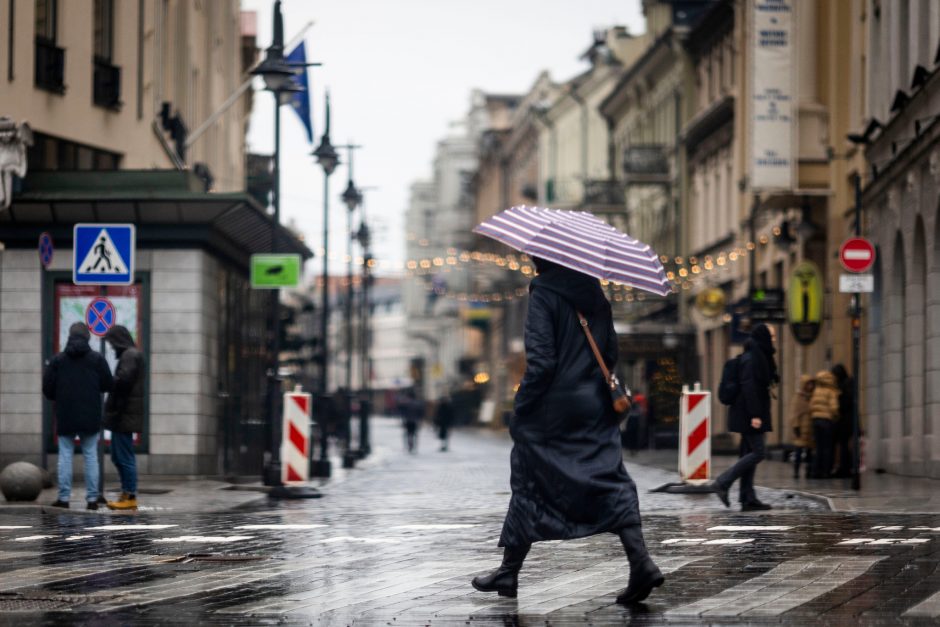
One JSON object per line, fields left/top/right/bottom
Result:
{"left": 0, "top": 555, "right": 156, "bottom": 592}
{"left": 666, "top": 555, "right": 884, "bottom": 617}
{"left": 903, "top": 589, "right": 940, "bottom": 617}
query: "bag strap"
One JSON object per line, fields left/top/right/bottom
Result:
{"left": 575, "top": 310, "right": 614, "bottom": 386}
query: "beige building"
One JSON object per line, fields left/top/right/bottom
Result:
{"left": 861, "top": 0, "right": 940, "bottom": 477}
{"left": 0, "top": 2, "right": 314, "bottom": 479}
{"left": 0, "top": 0, "right": 249, "bottom": 187}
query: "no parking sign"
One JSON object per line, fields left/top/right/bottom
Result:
{"left": 85, "top": 297, "right": 116, "bottom": 337}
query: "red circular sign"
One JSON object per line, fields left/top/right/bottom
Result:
{"left": 840, "top": 238, "right": 875, "bottom": 273}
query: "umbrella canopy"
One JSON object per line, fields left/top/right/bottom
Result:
{"left": 473, "top": 205, "right": 672, "bottom": 297}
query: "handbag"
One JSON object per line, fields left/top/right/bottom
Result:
{"left": 575, "top": 310, "right": 631, "bottom": 416}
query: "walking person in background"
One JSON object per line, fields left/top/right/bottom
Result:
{"left": 622, "top": 392, "right": 646, "bottom": 456}
{"left": 400, "top": 388, "right": 422, "bottom": 453}
{"left": 103, "top": 325, "right": 145, "bottom": 511}
{"left": 434, "top": 394, "right": 454, "bottom": 452}
{"left": 831, "top": 364, "right": 855, "bottom": 478}
{"left": 472, "top": 257, "right": 663, "bottom": 606}
{"left": 791, "top": 375, "right": 815, "bottom": 479}
{"left": 809, "top": 369, "right": 840, "bottom": 480}
{"left": 711, "top": 323, "right": 778, "bottom": 511}
{"left": 42, "top": 322, "right": 113, "bottom": 510}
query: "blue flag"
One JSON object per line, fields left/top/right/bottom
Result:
{"left": 285, "top": 42, "right": 313, "bottom": 143}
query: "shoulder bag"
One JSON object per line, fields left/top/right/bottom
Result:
{"left": 576, "top": 310, "right": 631, "bottom": 416}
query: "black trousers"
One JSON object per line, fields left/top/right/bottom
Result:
{"left": 812, "top": 419, "right": 835, "bottom": 478}
{"left": 716, "top": 431, "right": 765, "bottom": 504}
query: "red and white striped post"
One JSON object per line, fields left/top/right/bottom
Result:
{"left": 679, "top": 383, "right": 711, "bottom": 483}
{"left": 281, "top": 387, "right": 312, "bottom": 484}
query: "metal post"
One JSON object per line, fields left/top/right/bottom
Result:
{"left": 852, "top": 173, "right": 862, "bottom": 491}
{"left": 319, "top": 172, "right": 331, "bottom": 453}
{"left": 359, "top": 250, "right": 371, "bottom": 456}
{"left": 263, "top": 94, "right": 284, "bottom": 487}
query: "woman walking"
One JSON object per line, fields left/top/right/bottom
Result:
{"left": 711, "top": 323, "right": 778, "bottom": 511}
{"left": 471, "top": 258, "right": 663, "bottom": 605}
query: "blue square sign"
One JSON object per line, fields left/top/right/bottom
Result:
{"left": 73, "top": 223, "right": 136, "bottom": 285}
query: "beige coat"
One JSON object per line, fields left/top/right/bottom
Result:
{"left": 791, "top": 375, "right": 815, "bottom": 447}
{"left": 809, "top": 371, "right": 839, "bottom": 421}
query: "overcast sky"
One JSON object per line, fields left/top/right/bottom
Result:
{"left": 242, "top": 0, "right": 645, "bottom": 276}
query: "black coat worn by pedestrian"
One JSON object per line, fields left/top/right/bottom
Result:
{"left": 103, "top": 326, "right": 145, "bottom": 434}
{"left": 499, "top": 266, "right": 639, "bottom": 548}
{"left": 42, "top": 332, "right": 114, "bottom": 436}
{"left": 728, "top": 338, "right": 775, "bottom": 434}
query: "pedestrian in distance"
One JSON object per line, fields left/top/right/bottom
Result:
{"left": 622, "top": 392, "right": 646, "bottom": 456}
{"left": 400, "top": 388, "right": 422, "bottom": 453}
{"left": 831, "top": 364, "right": 855, "bottom": 478}
{"left": 472, "top": 257, "right": 663, "bottom": 606}
{"left": 791, "top": 375, "right": 815, "bottom": 479}
{"left": 102, "top": 325, "right": 145, "bottom": 511}
{"left": 42, "top": 322, "right": 113, "bottom": 510}
{"left": 434, "top": 394, "right": 454, "bottom": 452}
{"left": 711, "top": 323, "right": 778, "bottom": 511}
{"left": 809, "top": 369, "right": 840, "bottom": 480}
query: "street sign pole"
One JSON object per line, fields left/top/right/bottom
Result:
{"left": 851, "top": 174, "right": 862, "bottom": 492}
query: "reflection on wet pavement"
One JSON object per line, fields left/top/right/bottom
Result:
{"left": 0, "top": 419, "right": 938, "bottom": 625}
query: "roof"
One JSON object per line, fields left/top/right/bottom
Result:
{"left": 0, "top": 170, "right": 313, "bottom": 270}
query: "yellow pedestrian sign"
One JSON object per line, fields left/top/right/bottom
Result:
{"left": 788, "top": 261, "right": 822, "bottom": 345}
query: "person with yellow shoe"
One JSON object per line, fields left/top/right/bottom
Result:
{"left": 103, "top": 325, "right": 145, "bottom": 511}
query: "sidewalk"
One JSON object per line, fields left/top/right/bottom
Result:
{"left": 626, "top": 447, "right": 940, "bottom": 514}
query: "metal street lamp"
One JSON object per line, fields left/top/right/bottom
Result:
{"left": 311, "top": 93, "right": 339, "bottom": 478}
{"left": 252, "top": 0, "right": 307, "bottom": 493}
{"left": 339, "top": 145, "right": 362, "bottom": 468}
{"left": 355, "top": 220, "right": 373, "bottom": 457}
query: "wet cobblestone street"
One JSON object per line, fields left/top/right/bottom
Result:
{"left": 2, "top": 419, "right": 940, "bottom": 625}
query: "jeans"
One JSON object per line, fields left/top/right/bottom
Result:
{"left": 110, "top": 432, "right": 137, "bottom": 496}
{"left": 57, "top": 433, "right": 99, "bottom": 503}
{"left": 812, "top": 419, "right": 835, "bottom": 479}
{"left": 716, "top": 431, "right": 765, "bottom": 504}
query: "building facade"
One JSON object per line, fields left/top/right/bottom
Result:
{"left": 862, "top": 0, "right": 940, "bottom": 477}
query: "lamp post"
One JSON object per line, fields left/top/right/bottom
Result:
{"left": 311, "top": 93, "right": 339, "bottom": 478}
{"left": 251, "top": 0, "right": 304, "bottom": 489}
{"left": 357, "top": 221, "right": 373, "bottom": 457}
{"left": 339, "top": 145, "right": 362, "bottom": 468}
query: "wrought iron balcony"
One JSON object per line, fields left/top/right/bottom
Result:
{"left": 582, "top": 179, "right": 624, "bottom": 211}
{"left": 93, "top": 58, "right": 122, "bottom": 109}
{"left": 622, "top": 144, "right": 671, "bottom": 185}
{"left": 34, "top": 38, "right": 65, "bottom": 93}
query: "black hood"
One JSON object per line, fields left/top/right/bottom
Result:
{"left": 64, "top": 333, "right": 91, "bottom": 358}
{"left": 531, "top": 265, "right": 608, "bottom": 313}
{"left": 104, "top": 325, "right": 136, "bottom": 356}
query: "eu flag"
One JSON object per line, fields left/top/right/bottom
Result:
{"left": 286, "top": 42, "right": 313, "bottom": 143}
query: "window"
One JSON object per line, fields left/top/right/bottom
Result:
{"left": 26, "top": 131, "right": 122, "bottom": 171}
{"left": 35, "top": 0, "right": 56, "bottom": 42}
{"left": 34, "top": 0, "right": 64, "bottom": 92}
{"left": 92, "top": 0, "right": 120, "bottom": 108}
{"left": 93, "top": 0, "right": 114, "bottom": 61}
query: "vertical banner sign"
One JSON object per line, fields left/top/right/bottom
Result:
{"left": 750, "top": 0, "right": 795, "bottom": 190}
{"left": 679, "top": 384, "right": 711, "bottom": 483}
{"left": 282, "top": 390, "right": 312, "bottom": 484}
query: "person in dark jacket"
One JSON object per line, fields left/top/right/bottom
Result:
{"left": 102, "top": 325, "right": 145, "bottom": 511}
{"left": 471, "top": 258, "right": 663, "bottom": 606}
{"left": 434, "top": 394, "right": 454, "bottom": 452}
{"left": 711, "top": 323, "right": 778, "bottom": 511}
{"left": 42, "top": 322, "right": 113, "bottom": 510}
{"left": 831, "top": 364, "right": 855, "bottom": 477}
{"left": 399, "top": 388, "right": 422, "bottom": 453}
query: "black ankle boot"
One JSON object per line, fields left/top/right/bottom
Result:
{"left": 471, "top": 545, "right": 530, "bottom": 598}
{"left": 616, "top": 525, "right": 664, "bottom": 605}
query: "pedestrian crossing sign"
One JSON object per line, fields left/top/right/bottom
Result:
{"left": 72, "top": 223, "right": 136, "bottom": 285}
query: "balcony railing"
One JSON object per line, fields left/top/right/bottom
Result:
{"left": 623, "top": 145, "right": 670, "bottom": 185}
{"left": 34, "top": 38, "right": 65, "bottom": 93}
{"left": 582, "top": 179, "right": 624, "bottom": 210}
{"left": 93, "top": 58, "right": 121, "bottom": 109}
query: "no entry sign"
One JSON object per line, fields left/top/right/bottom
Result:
{"left": 840, "top": 238, "right": 875, "bottom": 273}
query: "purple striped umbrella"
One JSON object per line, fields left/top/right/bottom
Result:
{"left": 473, "top": 205, "right": 672, "bottom": 297}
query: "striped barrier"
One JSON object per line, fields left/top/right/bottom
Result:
{"left": 679, "top": 383, "right": 711, "bottom": 483}
{"left": 281, "top": 389, "right": 312, "bottom": 484}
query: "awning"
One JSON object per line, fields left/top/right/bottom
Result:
{"left": 0, "top": 170, "right": 313, "bottom": 270}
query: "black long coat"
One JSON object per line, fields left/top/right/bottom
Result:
{"left": 42, "top": 333, "right": 113, "bottom": 436}
{"left": 728, "top": 339, "right": 774, "bottom": 434}
{"left": 103, "top": 326, "right": 146, "bottom": 434}
{"left": 499, "top": 266, "right": 640, "bottom": 547}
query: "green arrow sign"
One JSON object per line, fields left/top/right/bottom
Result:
{"left": 250, "top": 254, "right": 302, "bottom": 289}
